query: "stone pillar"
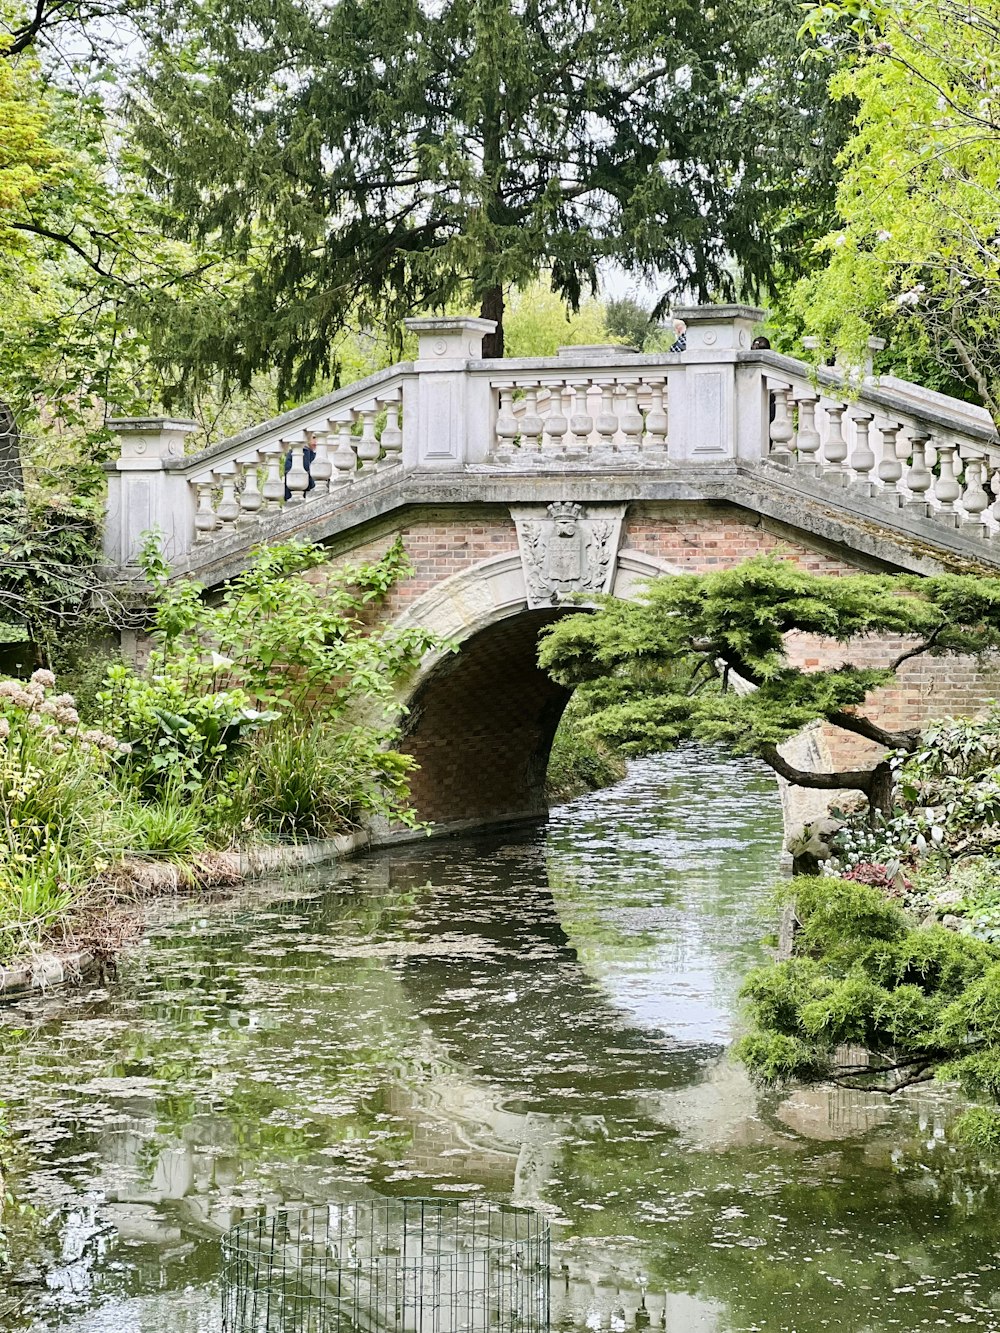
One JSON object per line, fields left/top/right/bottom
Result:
{"left": 402, "top": 317, "right": 497, "bottom": 468}
{"left": 670, "top": 304, "right": 767, "bottom": 463}
{"left": 105, "top": 417, "right": 199, "bottom": 568}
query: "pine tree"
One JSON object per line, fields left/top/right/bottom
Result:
{"left": 537, "top": 557, "right": 1000, "bottom": 817}
{"left": 131, "top": 0, "right": 845, "bottom": 396}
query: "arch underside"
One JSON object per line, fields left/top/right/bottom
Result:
{"left": 395, "top": 548, "right": 678, "bottom": 832}
{"left": 400, "top": 609, "right": 572, "bottom": 828}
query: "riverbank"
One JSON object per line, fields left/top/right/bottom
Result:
{"left": 0, "top": 831, "right": 374, "bottom": 1003}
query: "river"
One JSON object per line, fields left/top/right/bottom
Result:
{"left": 1, "top": 749, "right": 999, "bottom": 1331}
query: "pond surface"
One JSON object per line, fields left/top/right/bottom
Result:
{"left": 2, "top": 749, "right": 1000, "bottom": 1331}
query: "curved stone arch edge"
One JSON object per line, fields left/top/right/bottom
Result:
{"left": 392, "top": 546, "right": 682, "bottom": 689}
{"left": 389, "top": 547, "right": 829, "bottom": 851}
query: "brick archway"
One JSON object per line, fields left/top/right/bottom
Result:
{"left": 394, "top": 549, "right": 678, "bottom": 830}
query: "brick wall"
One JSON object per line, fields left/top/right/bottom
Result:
{"left": 309, "top": 501, "right": 1000, "bottom": 827}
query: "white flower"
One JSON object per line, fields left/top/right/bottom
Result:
{"left": 30, "top": 669, "right": 56, "bottom": 689}
{"left": 876, "top": 229, "right": 891, "bottom": 242}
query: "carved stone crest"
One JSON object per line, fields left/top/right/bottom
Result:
{"left": 511, "top": 502, "right": 626, "bottom": 609}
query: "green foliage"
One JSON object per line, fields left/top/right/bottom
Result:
{"left": 736, "top": 873, "right": 1000, "bottom": 1142}
{"left": 830, "top": 709, "right": 1000, "bottom": 889}
{"left": 99, "top": 537, "right": 437, "bottom": 804}
{"left": 539, "top": 557, "right": 1000, "bottom": 804}
{"left": 0, "top": 536, "right": 446, "bottom": 960}
{"left": 130, "top": 0, "right": 844, "bottom": 389}
{"left": 226, "top": 722, "right": 420, "bottom": 843}
{"left": 790, "top": 0, "right": 1000, "bottom": 420}
{"left": 0, "top": 668, "right": 130, "bottom": 959}
{"left": 545, "top": 700, "right": 627, "bottom": 804}
{"left": 0, "top": 489, "right": 106, "bottom": 664}
{"left": 603, "top": 297, "right": 655, "bottom": 351}
{"left": 100, "top": 536, "right": 444, "bottom": 843}
{"left": 119, "top": 782, "right": 208, "bottom": 859}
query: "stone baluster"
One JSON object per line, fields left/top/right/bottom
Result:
{"left": 848, "top": 411, "right": 875, "bottom": 491}
{"left": 261, "top": 445, "right": 285, "bottom": 510}
{"left": 960, "top": 453, "right": 990, "bottom": 534}
{"left": 876, "top": 422, "right": 903, "bottom": 503}
{"left": 378, "top": 397, "right": 403, "bottom": 467}
{"left": 569, "top": 382, "right": 594, "bottom": 452}
{"left": 989, "top": 464, "right": 1000, "bottom": 533}
{"left": 309, "top": 431, "right": 333, "bottom": 492}
{"left": 494, "top": 384, "right": 518, "bottom": 458}
{"left": 594, "top": 381, "right": 619, "bottom": 451}
{"left": 193, "top": 478, "right": 219, "bottom": 542}
{"left": 793, "top": 393, "right": 821, "bottom": 473}
{"left": 644, "top": 379, "right": 668, "bottom": 452}
{"left": 617, "top": 380, "right": 644, "bottom": 455}
{"left": 903, "top": 431, "right": 932, "bottom": 512}
{"left": 542, "top": 381, "right": 569, "bottom": 452}
{"left": 767, "top": 381, "right": 794, "bottom": 466}
{"left": 933, "top": 442, "right": 961, "bottom": 525}
{"left": 519, "top": 385, "right": 543, "bottom": 451}
{"left": 330, "top": 416, "right": 357, "bottom": 484}
{"left": 238, "top": 455, "right": 263, "bottom": 519}
{"left": 284, "top": 436, "right": 310, "bottom": 502}
{"left": 821, "top": 401, "right": 848, "bottom": 481}
{"left": 213, "top": 463, "right": 240, "bottom": 530}
{"left": 356, "top": 406, "right": 381, "bottom": 470}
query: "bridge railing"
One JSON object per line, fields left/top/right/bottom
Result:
{"left": 104, "top": 305, "right": 1000, "bottom": 569}
{"left": 761, "top": 357, "right": 1000, "bottom": 535}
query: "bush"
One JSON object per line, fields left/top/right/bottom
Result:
{"left": 0, "top": 669, "right": 130, "bottom": 959}
{"left": 736, "top": 874, "right": 1000, "bottom": 1147}
{"left": 224, "top": 721, "right": 420, "bottom": 843}
{"left": 100, "top": 535, "right": 446, "bottom": 840}
{"left": 546, "top": 703, "right": 627, "bottom": 803}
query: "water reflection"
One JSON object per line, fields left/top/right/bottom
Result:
{"left": 0, "top": 749, "right": 999, "bottom": 1331}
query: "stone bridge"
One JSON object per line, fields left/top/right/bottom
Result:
{"left": 104, "top": 305, "right": 1000, "bottom": 832}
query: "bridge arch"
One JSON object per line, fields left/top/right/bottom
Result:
{"left": 393, "top": 549, "right": 678, "bottom": 831}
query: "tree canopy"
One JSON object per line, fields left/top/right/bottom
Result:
{"left": 537, "top": 556, "right": 1000, "bottom": 813}
{"left": 791, "top": 0, "right": 1000, "bottom": 420}
{"left": 127, "top": 0, "right": 845, "bottom": 392}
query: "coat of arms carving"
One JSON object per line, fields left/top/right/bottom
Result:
{"left": 512, "top": 502, "right": 626, "bottom": 608}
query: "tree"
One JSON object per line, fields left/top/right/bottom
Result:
{"left": 791, "top": 0, "right": 1000, "bottom": 422}
{"left": 537, "top": 557, "right": 1000, "bottom": 817}
{"left": 603, "top": 297, "right": 655, "bottom": 350}
{"left": 127, "top": 0, "right": 845, "bottom": 395}
{"left": 736, "top": 873, "right": 1000, "bottom": 1148}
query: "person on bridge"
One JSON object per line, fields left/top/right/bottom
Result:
{"left": 669, "top": 318, "right": 687, "bottom": 352}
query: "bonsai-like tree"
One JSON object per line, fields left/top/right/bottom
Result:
{"left": 537, "top": 556, "right": 1000, "bottom": 817}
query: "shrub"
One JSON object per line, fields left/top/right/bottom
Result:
{"left": 0, "top": 669, "right": 130, "bottom": 959}
{"left": 546, "top": 702, "right": 627, "bottom": 803}
{"left": 100, "top": 536, "right": 447, "bottom": 838}
{"left": 736, "top": 874, "right": 1000, "bottom": 1147}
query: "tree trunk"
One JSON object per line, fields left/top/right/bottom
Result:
{"left": 480, "top": 284, "right": 504, "bottom": 358}
{"left": 0, "top": 400, "right": 24, "bottom": 493}
{"left": 867, "top": 759, "right": 895, "bottom": 823}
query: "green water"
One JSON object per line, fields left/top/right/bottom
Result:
{"left": 1, "top": 749, "right": 999, "bottom": 1331}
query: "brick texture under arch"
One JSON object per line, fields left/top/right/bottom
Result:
{"left": 400, "top": 609, "right": 574, "bottom": 828}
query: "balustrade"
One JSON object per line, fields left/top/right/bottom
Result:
{"left": 487, "top": 373, "right": 672, "bottom": 464}
{"left": 106, "top": 309, "right": 1000, "bottom": 570}
{"left": 186, "top": 390, "right": 404, "bottom": 546}
{"left": 764, "top": 374, "right": 1000, "bottom": 540}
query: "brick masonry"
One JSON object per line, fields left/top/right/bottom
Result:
{"left": 310, "top": 500, "right": 1000, "bottom": 827}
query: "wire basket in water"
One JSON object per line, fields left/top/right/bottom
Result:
{"left": 221, "top": 1198, "right": 551, "bottom": 1333}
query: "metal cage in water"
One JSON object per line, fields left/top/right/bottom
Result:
{"left": 221, "top": 1198, "right": 551, "bottom": 1333}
